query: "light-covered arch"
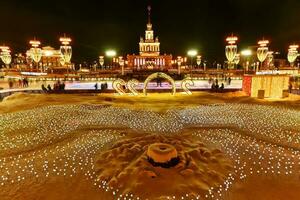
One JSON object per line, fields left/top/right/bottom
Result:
{"left": 143, "top": 72, "right": 176, "bottom": 96}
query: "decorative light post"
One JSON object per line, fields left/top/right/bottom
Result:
{"left": 196, "top": 55, "right": 202, "bottom": 69}
{"left": 225, "top": 35, "right": 238, "bottom": 69}
{"left": 187, "top": 50, "right": 198, "bottom": 78}
{"left": 287, "top": 44, "right": 299, "bottom": 67}
{"left": 267, "top": 51, "right": 274, "bottom": 69}
{"left": 119, "top": 56, "right": 125, "bottom": 75}
{"left": 0, "top": 46, "right": 12, "bottom": 69}
{"left": 99, "top": 56, "right": 104, "bottom": 70}
{"left": 241, "top": 49, "right": 252, "bottom": 71}
{"left": 105, "top": 50, "right": 116, "bottom": 69}
{"left": 234, "top": 54, "right": 240, "bottom": 68}
{"left": 177, "top": 56, "right": 183, "bottom": 75}
{"left": 59, "top": 35, "right": 72, "bottom": 70}
{"left": 257, "top": 39, "right": 269, "bottom": 71}
{"left": 29, "top": 39, "right": 42, "bottom": 71}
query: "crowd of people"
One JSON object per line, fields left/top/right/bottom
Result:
{"left": 8, "top": 78, "right": 29, "bottom": 89}
{"left": 208, "top": 77, "right": 231, "bottom": 92}
{"left": 94, "top": 82, "right": 108, "bottom": 90}
{"left": 41, "top": 81, "right": 65, "bottom": 93}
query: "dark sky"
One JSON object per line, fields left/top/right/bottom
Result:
{"left": 0, "top": 0, "right": 300, "bottom": 63}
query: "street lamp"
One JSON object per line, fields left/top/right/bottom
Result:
{"left": 196, "top": 55, "right": 202, "bottom": 69}
{"left": 225, "top": 35, "right": 238, "bottom": 69}
{"left": 59, "top": 35, "right": 72, "bottom": 71}
{"left": 234, "top": 54, "right": 240, "bottom": 67}
{"left": 241, "top": 49, "right": 252, "bottom": 71}
{"left": 29, "top": 39, "right": 42, "bottom": 71}
{"left": 257, "top": 39, "right": 269, "bottom": 71}
{"left": 177, "top": 56, "right": 183, "bottom": 75}
{"left": 106, "top": 50, "right": 116, "bottom": 69}
{"left": 99, "top": 56, "right": 104, "bottom": 70}
{"left": 0, "top": 46, "right": 12, "bottom": 69}
{"left": 187, "top": 50, "right": 197, "bottom": 77}
{"left": 287, "top": 44, "right": 299, "bottom": 67}
{"left": 119, "top": 56, "right": 125, "bottom": 75}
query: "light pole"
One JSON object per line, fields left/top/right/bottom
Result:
{"left": 287, "top": 44, "right": 299, "bottom": 67}
{"left": 234, "top": 54, "right": 240, "bottom": 69}
{"left": 241, "top": 49, "right": 252, "bottom": 72}
{"left": 177, "top": 56, "right": 183, "bottom": 75}
{"left": 225, "top": 35, "right": 238, "bottom": 69}
{"left": 105, "top": 50, "right": 116, "bottom": 70}
{"left": 119, "top": 56, "right": 125, "bottom": 76}
{"left": 99, "top": 56, "right": 104, "bottom": 70}
{"left": 187, "top": 50, "right": 198, "bottom": 78}
{"left": 0, "top": 46, "right": 12, "bottom": 69}
{"left": 29, "top": 39, "right": 42, "bottom": 72}
{"left": 257, "top": 39, "right": 269, "bottom": 71}
{"left": 196, "top": 55, "right": 202, "bottom": 69}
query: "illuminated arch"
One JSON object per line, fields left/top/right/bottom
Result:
{"left": 143, "top": 72, "right": 176, "bottom": 96}
{"left": 181, "top": 77, "right": 194, "bottom": 95}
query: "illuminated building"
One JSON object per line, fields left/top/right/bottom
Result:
{"left": 127, "top": 6, "right": 172, "bottom": 70}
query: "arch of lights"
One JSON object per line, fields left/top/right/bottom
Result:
{"left": 143, "top": 72, "right": 176, "bottom": 96}
{"left": 127, "top": 79, "right": 139, "bottom": 96}
{"left": 112, "top": 78, "right": 127, "bottom": 95}
{"left": 181, "top": 77, "right": 194, "bottom": 95}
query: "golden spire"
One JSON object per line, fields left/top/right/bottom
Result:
{"left": 147, "top": 5, "right": 151, "bottom": 24}
{"left": 147, "top": 5, "right": 152, "bottom": 30}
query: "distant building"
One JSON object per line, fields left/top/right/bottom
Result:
{"left": 127, "top": 6, "right": 172, "bottom": 70}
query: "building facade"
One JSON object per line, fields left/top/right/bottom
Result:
{"left": 127, "top": 6, "right": 172, "bottom": 70}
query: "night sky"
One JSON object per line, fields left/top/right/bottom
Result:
{"left": 0, "top": 0, "right": 300, "bottom": 63}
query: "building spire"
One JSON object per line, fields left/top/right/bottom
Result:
{"left": 147, "top": 5, "right": 151, "bottom": 24}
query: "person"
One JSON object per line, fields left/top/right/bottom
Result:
{"left": 8, "top": 79, "right": 13, "bottom": 89}
{"left": 215, "top": 83, "right": 219, "bottom": 91}
{"left": 47, "top": 84, "right": 52, "bottom": 91}
{"left": 288, "top": 82, "right": 293, "bottom": 93}
{"left": 228, "top": 77, "right": 232, "bottom": 85}
{"left": 61, "top": 82, "right": 65, "bottom": 90}
{"left": 41, "top": 84, "right": 48, "bottom": 92}
{"left": 18, "top": 79, "right": 22, "bottom": 88}
{"left": 211, "top": 82, "right": 216, "bottom": 91}
{"left": 53, "top": 82, "right": 59, "bottom": 90}
{"left": 94, "top": 83, "right": 98, "bottom": 90}
{"left": 220, "top": 83, "right": 224, "bottom": 91}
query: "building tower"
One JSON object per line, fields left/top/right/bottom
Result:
{"left": 139, "top": 6, "right": 160, "bottom": 56}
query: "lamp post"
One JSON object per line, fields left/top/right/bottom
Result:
{"left": 29, "top": 39, "right": 42, "bottom": 71}
{"left": 187, "top": 50, "right": 198, "bottom": 78}
{"left": 119, "top": 56, "right": 125, "bottom": 75}
{"left": 267, "top": 51, "right": 274, "bottom": 70}
{"left": 287, "top": 44, "right": 299, "bottom": 67}
{"left": 105, "top": 50, "right": 116, "bottom": 70}
{"left": 257, "top": 39, "right": 269, "bottom": 71}
{"left": 225, "top": 35, "right": 238, "bottom": 69}
{"left": 99, "top": 56, "right": 104, "bottom": 70}
{"left": 59, "top": 35, "right": 72, "bottom": 72}
{"left": 241, "top": 49, "right": 252, "bottom": 72}
{"left": 0, "top": 46, "right": 12, "bottom": 69}
{"left": 196, "top": 55, "right": 202, "bottom": 69}
{"left": 177, "top": 56, "right": 183, "bottom": 75}
{"left": 234, "top": 54, "right": 240, "bottom": 69}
